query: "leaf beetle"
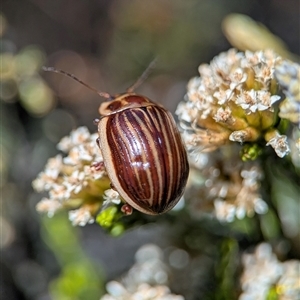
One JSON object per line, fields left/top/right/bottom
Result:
{"left": 43, "top": 61, "right": 189, "bottom": 215}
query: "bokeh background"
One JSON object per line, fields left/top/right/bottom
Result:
{"left": 1, "top": 0, "right": 299, "bottom": 299}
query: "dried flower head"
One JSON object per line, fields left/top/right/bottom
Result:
{"left": 239, "top": 243, "right": 300, "bottom": 300}
{"left": 32, "top": 126, "right": 120, "bottom": 226}
{"left": 176, "top": 48, "right": 296, "bottom": 158}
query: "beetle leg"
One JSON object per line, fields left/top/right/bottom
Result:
{"left": 121, "top": 204, "right": 133, "bottom": 215}
{"left": 91, "top": 161, "right": 104, "bottom": 171}
{"left": 93, "top": 118, "right": 100, "bottom": 125}
{"left": 96, "top": 137, "right": 101, "bottom": 149}
{"left": 110, "top": 183, "right": 117, "bottom": 191}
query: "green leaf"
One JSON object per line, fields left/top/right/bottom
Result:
{"left": 269, "top": 165, "right": 300, "bottom": 239}
{"left": 259, "top": 209, "right": 280, "bottom": 240}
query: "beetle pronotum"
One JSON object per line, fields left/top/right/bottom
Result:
{"left": 43, "top": 61, "right": 189, "bottom": 215}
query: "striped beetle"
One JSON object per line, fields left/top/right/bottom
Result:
{"left": 43, "top": 63, "right": 189, "bottom": 215}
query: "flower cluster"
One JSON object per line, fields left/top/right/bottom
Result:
{"left": 274, "top": 58, "right": 300, "bottom": 167}
{"left": 32, "top": 126, "right": 120, "bottom": 226}
{"left": 188, "top": 146, "right": 267, "bottom": 222}
{"left": 101, "top": 244, "right": 184, "bottom": 300}
{"left": 275, "top": 59, "right": 300, "bottom": 125}
{"left": 176, "top": 49, "right": 299, "bottom": 222}
{"left": 239, "top": 243, "right": 300, "bottom": 300}
{"left": 176, "top": 48, "right": 293, "bottom": 157}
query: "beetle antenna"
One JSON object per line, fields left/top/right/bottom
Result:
{"left": 42, "top": 66, "right": 112, "bottom": 100}
{"left": 126, "top": 58, "right": 157, "bottom": 93}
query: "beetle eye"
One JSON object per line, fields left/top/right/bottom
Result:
{"left": 107, "top": 101, "right": 122, "bottom": 111}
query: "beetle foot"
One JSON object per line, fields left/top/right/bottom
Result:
{"left": 110, "top": 183, "right": 117, "bottom": 191}
{"left": 121, "top": 204, "right": 133, "bottom": 215}
{"left": 96, "top": 137, "right": 101, "bottom": 149}
{"left": 93, "top": 118, "right": 100, "bottom": 125}
{"left": 91, "top": 161, "right": 105, "bottom": 171}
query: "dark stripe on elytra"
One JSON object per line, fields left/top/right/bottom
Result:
{"left": 111, "top": 109, "right": 158, "bottom": 211}
{"left": 106, "top": 115, "right": 142, "bottom": 199}
{"left": 175, "top": 128, "right": 189, "bottom": 204}
{"left": 155, "top": 108, "right": 188, "bottom": 210}
{"left": 141, "top": 106, "right": 172, "bottom": 210}
{"left": 164, "top": 113, "right": 181, "bottom": 199}
{"left": 115, "top": 112, "right": 152, "bottom": 202}
{"left": 163, "top": 112, "right": 181, "bottom": 209}
{"left": 121, "top": 110, "right": 152, "bottom": 201}
{"left": 127, "top": 109, "right": 162, "bottom": 207}
{"left": 170, "top": 125, "right": 188, "bottom": 203}
{"left": 150, "top": 107, "right": 178, "bottom": 209}
{"left": 142, "top": 106, "right": 182, "bottom": 212}
{"left": 146, "top": 107, "right": 173, "bottom": 211}
{"left": 130, "top": 108, "right": 166, "bottom": 210}
{"left": 132, "top": 106, "right": 182, "bottom": 212}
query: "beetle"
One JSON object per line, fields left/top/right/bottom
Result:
{"left": 43, "top": 63, "right": 189, "bottom": 215}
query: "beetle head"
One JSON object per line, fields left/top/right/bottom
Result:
{"left": 98, "top": 93, "right": 155, "bottom": 116}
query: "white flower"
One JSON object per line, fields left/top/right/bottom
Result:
{"left": 33, "top": 127, "right": 110, "bottom": 226}
{"left": 229, "top": 130, "right": 248, "bottom": 142}
{"left": 176, "top": 49, "right": 284, "bottom": 156}
{"left": 101, "top": 244, "right": 184, "bottom": 300}
{"left": 266, "top": 133, "right": 290, "bottom": 158}
{"left": 103, "top": 189, "right": 122, "bottom": 205}
{"left": 57, "top": 126, "right": 91, "bottom": 151}
{"left": 239, "top": 243, "right": 300, "bottom": 300}
{"left": 36, "top": 197, "right": 62, "bottom": 217}
{"left": 214, "top": 88, "right": 233, "bottom": 105}
{"left": 32, "top": 155, "right": 63, "bottom": 192}
{"left": 69, "top": 207, "right": 95, "bottom": 226}
{"left": 213, "top": 107, "right": 234, "bottom": 124}
{"left": 214, "top": 199, "right": 236, "bottom": 222}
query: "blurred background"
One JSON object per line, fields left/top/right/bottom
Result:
{"left": 1, "top": 0, "right": 299, "bottom": 299}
